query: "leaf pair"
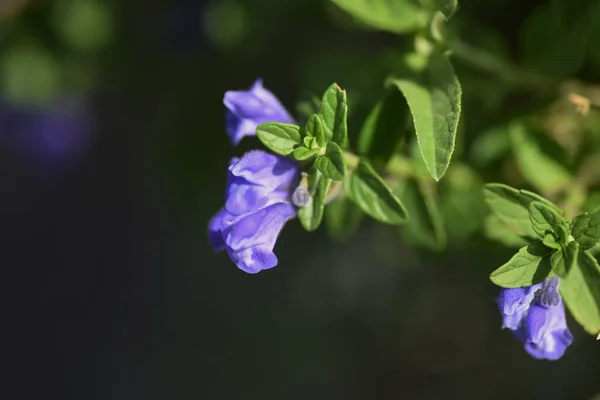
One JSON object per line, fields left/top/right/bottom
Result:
{"left": 257, "top": 84, "right": 348, "bottom": 182}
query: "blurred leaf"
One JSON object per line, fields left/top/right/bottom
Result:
{"left": 202, "top": 0, "right": 248, "bottom": 48}
{"left": 572, "top": 210, "right": 600, "bottom": 250}
{"left": 256, "top": 122, "right": 302, "bottom": 155}
{"left": 388, "top": 51, "right": 462, "bottom": 181}
{"left": 519, "top": 0, "right": 600, "bottom": 77}
{"left": 319, "top": 83, "right": 348, "bottom": 148}
{"left": 325, "top": 197, "right": 364, "bottom": 240}
{"left": 483, "top": 183, "right": 561, "bottom": 239}
{"left": 357, "top": 90, "right": 408, "bottom": 169}
{"left": 345, "top": 159, "right": 408, "bottom": 224}
{"left": 395, "top": 178, "right": 446, "bottom": 251}
{"left": 469, "top": 126, "right": 510, "bottom": 167}
{"left": 419, "top": 0, "right": 457, "bottom": 19}
{"left": 330, "top": 0, "right": 428, "bottom": 34}
{"left": 296, "top": 92, "right": 321, "bottom": 127}
{"left": 52, "top": 0, "right": 113, "bottom": 52}
{"left": 484, "top": 215, "right": 529, "bottom": 248}
{"left": 509, "top": 122, "right": 571, "bottom": 194}
{"left": 315, "top": 142, "right": 347, "bottom": 181}
{"left": 489, "top": 241, "right": 554, "bottom": 288}
{"left": 1, "top": 44, "right": 62, "bottom": 107}
{"left": 298, "top": 168, "right": 332, "bottom": 231}
{"left": 550, "top": 240, "right": 578, "bottom": 276}
{"left": 560, "top": 250, "right": 600, "bottom": 335}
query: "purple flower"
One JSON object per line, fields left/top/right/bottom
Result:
{"left": 209, "top": 150, "right": 300, "bottom": 273}
{"left": 497, "top": 277, "right": 573, "bottom": 360}
{"left": 223, "top": 79, "right": 294, "bottom": 145}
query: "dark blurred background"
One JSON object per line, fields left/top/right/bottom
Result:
{"left": 2, "top": 0, "right": 600, "bottom": 399}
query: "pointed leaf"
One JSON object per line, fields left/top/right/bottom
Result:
{"left": 483, "top": 183, "right": 561, "bottom": 239}
{"left": 357, "top": 89, "right": 408, "bottom": 169}
{"left": 572, "top": 210, "right": 600, "bottom": 250}
{"left": 298, "top": 169, "right": 332, "bottom": 232}
{"left": 528, "top": 201, "right": 563, "bottom": 238}
{"left": 560, "top": 250, "right": 600, "bottom": 335}
{"left": 319, "top": 83, "right": 348, "bottom": 148}
{"left": 256, "top": 122, "right": 302, "bottom": 156}
{"left": 345, "top": 159, "right": 408, "bottom": 225}
{"left": 305, "top": 114, "right": 325, "bottom": 147}
{"left": 315, "top": 142, "right": 347, "bottom": 181}
{"left": 388, "top": 51, "right": 462, "bottom": 181}
{"left": 489, "top": 241, "right": 554, "bottom": 288}
{"left": 551, "top": 240, "right": 579, "bottom": 277}
{"left": 292, "top": 146, "right": 318, "bottom": 161}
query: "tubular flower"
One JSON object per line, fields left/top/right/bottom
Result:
{"left": 497, "top": 277, "right": 573, "bottom": 360}
{"left": 223, "top": 79, "right": 294, "bottom": 145}
{"left": 209, "top": 150, "right": 299, "bottom": 273}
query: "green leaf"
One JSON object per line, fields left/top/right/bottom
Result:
{"left": 550, "top": 240, "right": 579, "bottom": 277}
{"left": 483, "top": 183, "right": 561, "bottom": 239}
{"left": 419, "top": 0, "right": 457, "bottom": 19}
{"left": 542, "top": 234, "right": 562, "bottom": 251}
{"left": 572, "top": 210, "right": 600, "bottom": 250}
{"left": 292, "top": 146, "right": 318, "bottom": 161}
{"left": 325, "top": 197, "right": 365, "bottom": 240}
{"left": 357, "top": 89, "right": 408, "bottom": 169}
{"left": 319, "top": 83, "right": 348, "bottom": 148}
{"left": 315, "top": 142, "right": 347, "bottom": 181}
{"left": 469, "top": 126, "right": 510, "bottom": 167}
{"left": 305, "top": 114, "right": 325, "bottom": 147}
{"left": 560, "top": 250, "right": 600, "bottom": 335}
{"left": 388, "top": 51, "right": 462, "bottom": 181}
{"left": 528, "top": 201, "right": 563, "bottom": 239}
{"left": 256, "top": 122, "right": 302, "bottom": 156}
{"left": 298, "top": 169, "right": 332, "bottom": 232}
{"left": 395, "top": 178, "right": 446, "bottom": 251}
{"left": 330, "top": 0, "right": 428, "bottom": 34}
{"left": 345, "top": 159, "right": 408, "bottom": 224}
{"left": 489, "top": 241, "right": 554, "bottom": 288}
{"left": 509, "top": 122, "right": 571, "bottom": 194}
{"left": 484, "top": 215, "right": 529, "bottom": 248}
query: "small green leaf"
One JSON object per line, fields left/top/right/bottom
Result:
{"left": 325, "top": 197, "right": 364, "bottom": 240}
{"left": 419, "top": 0, "right": 458, "bottom": 19}
{"left": 509, "top": 122, "right": 571, "bottom": 194}
{"left": 543, "top": 233, "right": 562, "bottom": 250}
{"left": 483, "top": 183, "right": 561, "bottom": 239}
{"left": 357, "top": 89, "right": 408, "bottom": 169}
{"left": 319, "top": 83, "right": 348, "bottom": 148}
{"left": 489, "top": 241, "right": 554, "bottom": 288}
{"left": 292, "top": 146, "right": 318, "bottom": 161}
{"left": 572, "top": 210, "right": 600, "bottom": 250}
{"left": 330, "top": 0, "right": 428, "bottom": 34}
{"left": 315, "top": 142, "right": 347, "bottom": 181}
{"left": 345, "top": 159, "right": 408, "bottom": 225}
{"left": 388, "top": 50, "right": 462, "bottom": 181}
{"left": 256, "top": 122, "right": 302, "bottom": 156}
{"left": 528, "top": 201, "right": 563, "bottom": 239}
{"left": 305, "top": 114, "right": 325, "bottom": 147}
{"left": 560, "top": 250, "right": 600, "bottom": 335}
{"left": 298, "top": 168, "right": 332, "bottom": 232}
{"left": 303, "top": 136, "right": 315, "bottom": 149}
{"left": 395, "top": 178, "right": 446, "bottom": 251}
{"left": 550, "top": 240, "right": 579, "bottom": 277}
